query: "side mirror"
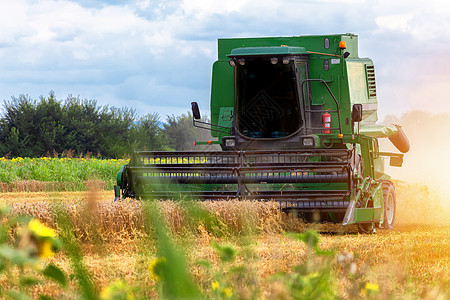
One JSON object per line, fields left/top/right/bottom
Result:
{"left": 191, "top": 102, "right": 201, "bottom": 120}
{"left": 389, "top": 156, "right": 403, "bottom": 167}
{"left": 352, "top": 104, "right": 363, "bottom": 123}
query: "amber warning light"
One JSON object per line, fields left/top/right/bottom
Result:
{"left": 339, "top": 41, "right": 346, "bottom": 49}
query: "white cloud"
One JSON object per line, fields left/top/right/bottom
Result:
{"left": 375, "top": 13, "right": 414, "bottom": 32}
{"left": 0, "top": 0, "right": 450, "bottom": 120}
{"left": 136, "top": 0, "right": 150, "bottom": 10}
{"left": 181, "top": 0, "right": 248, "bottom": 17}
{"left": 0, "top": 2, "right": 31, "bottom": 45}
{"left": 373, "top": 0, "right": 450, "bottom": 40}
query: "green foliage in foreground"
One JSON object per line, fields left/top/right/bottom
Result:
{"left": 0, "top": 206, "right": 66, "bottom": 299}
{"left": 0, "top": 157, "right": 126, "bottom": 190}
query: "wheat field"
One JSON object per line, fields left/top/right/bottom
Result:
{"left": 0, "top": 182, "right": 448, "bottom": 299}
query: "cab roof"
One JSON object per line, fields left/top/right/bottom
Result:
{"left": 227, "top": 46, "right": 307, "bottom": 57}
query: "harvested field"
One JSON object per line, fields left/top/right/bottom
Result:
{"left": 0, "top": 183, "right": 448, "bottom": 299}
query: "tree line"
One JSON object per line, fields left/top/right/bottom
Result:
{"left": 0, "top": 92, "right": 214, "bottom": 158}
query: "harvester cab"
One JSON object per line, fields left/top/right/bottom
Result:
{"left": 116, "top": 33, "right": 409, "bottom": 233}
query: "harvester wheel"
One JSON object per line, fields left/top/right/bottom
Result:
{"left": 358, "top": 223, "right": 376, "bottom": 234}
{"left": 382, "top": 182, "right": 396, "bottom": 229}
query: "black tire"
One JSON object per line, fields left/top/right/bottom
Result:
{"left": 358, "top": 223, "right": 375, "bottom": 234}
{"left": 382, "top": 181, "right": 396, "bottom": 229}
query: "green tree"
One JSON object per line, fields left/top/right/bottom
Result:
{"left": 4, "top": 127, "right": 30, "bottom": 157}
{"left": 0, "top": 92, "right": 137, "bottom": 158}
{"left": 163, "top": 112, "right": 216, "bottom": 151}
{"left": 0, "top": 91, "right": 220, "bottom": 157}
{"left": 36, "top": 92, "right": 66, "bottom": 153}
{"left": 2, "top": 94, "right": 40, "bottom": 156}
{"left": 130, "top": 113, "right": 169, "bottom": 151}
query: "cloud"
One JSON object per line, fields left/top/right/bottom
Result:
{"left": 0, "top": 1, "right": 210, "bottom": 106}
{"left": 375, "top": 13, "right": 414, "bottom": 32}
{"left": 0, "top": 0, "right": 449, "bottom": 119}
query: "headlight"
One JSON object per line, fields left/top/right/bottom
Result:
{"left": 302, "top": 137, "right": 315, "bottom": 147}
{"left": 225, "top": 139, "right": 236, "bottom": 147}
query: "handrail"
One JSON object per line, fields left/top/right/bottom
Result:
{"left": 300, "top": 79, "right": 343, "bottom": 136}
{"left": 192, "top": 118, "right": 232, "bottom": 135}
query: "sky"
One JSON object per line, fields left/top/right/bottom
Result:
{"left": 1, "top": 0, "right": 450, "bottom": 120}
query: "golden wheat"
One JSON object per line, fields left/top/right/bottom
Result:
{"left": 1, "top": 182, "right": 448, "bottom": 299}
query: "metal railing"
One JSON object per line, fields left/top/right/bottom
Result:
{"left": 300, "top": 79, "right": 343, "bottom": 136}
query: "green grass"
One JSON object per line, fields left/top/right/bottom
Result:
{"left": 0, "top": 157, "right": 127, "bottom": 190}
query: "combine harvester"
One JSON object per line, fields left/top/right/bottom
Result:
{"left": 115, "top": 33, "right": 409, "bottom": 233}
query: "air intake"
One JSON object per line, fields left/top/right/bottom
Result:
{"left": 366, "top": 65, "right": 377, "bottom": 98}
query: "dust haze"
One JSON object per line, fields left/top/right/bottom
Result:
{"left": 380, "top": 110, "right": 450, "bottom": 225}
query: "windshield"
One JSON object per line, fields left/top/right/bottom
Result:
{"left": 236, "top": 58, "right": 302, "bottom": 138}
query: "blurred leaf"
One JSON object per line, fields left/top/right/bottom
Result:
{"left": 0, "top": 205, "right": 10, "bottom": 217}
{"left": 194, "top": 260, "right": 211, "bottom": 269}
{"left": 0, "top": 246, "right": 36, "bottom": 266}
{"left": 286, "top": 230, "right": 319, "bottom": 249}
{"left": 148, "top": 257, "right": 167, "bottom": 281}
{"left": 181, "top": 201, "right": 229, "bottom": 237}
{"left": 285, "top": 230, "right": 335, "bottom": 255}
{"left": 143, "top": 202, "right": 202, "bottom": 299}
{"left": 230, "top": 265, "right": 246, "bottom": 274}
{"left": 42, "top": 263, "right": 67, "bottom": 287}
{"left": 0, "top": 226, "right": 8, "bottom": 244}
{"left": 54, "top": 206, "right": 96, "bottom": 299}
{"left": 6, "top": 290, "right": 32, "bottom": 300}
{"left": 292, "top": 264, "right": 309, "bottom": 275}
{"left": 20, "top": 276, "right": 40, "bottom": 286}
{"left": 10, "top": 215, "right": 32, "bottom": 225}
{"left": 99, "top": 279, "right": 136, "bottom": 300}
{"left": 315, "top": 248, "right": 335, "bottom": 256}
{"left": 39, "top": 296, "right": 56, "bottom": 300}
{"left": 0, "top": 259, "right": 5, "bottom": 273}
{"left": 212, "top": 242, "right": 236, "bottom": 263}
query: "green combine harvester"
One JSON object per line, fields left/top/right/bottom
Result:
{"left": 115, "top": 33, "right": 409, "bottom": 233}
